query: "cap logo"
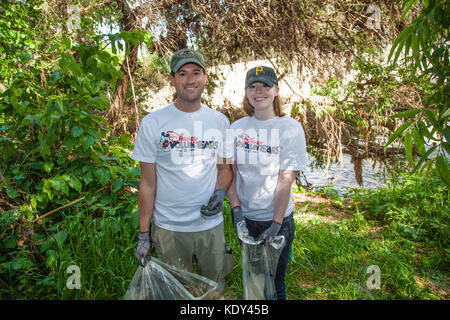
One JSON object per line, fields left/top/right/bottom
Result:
{"left": 180, "top": 49, "right": 194, "bottom": 57}
{"left": 255, "top": 66, "right": 263, "bottom": 75}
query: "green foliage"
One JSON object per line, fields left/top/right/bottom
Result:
{"left": 310, "top": 46, "right": 429, "bottom": 154}
{"left": 290, "top": 172, "right": 448, "bottom": 299}
{"left": 387, "top": 0, "right": 449, "bottom": 187}
{"left": 0, "top": 0, "right": 45, "bottom": 84}
{"left": 0, "top": 4, "right": 152, "bottom": 299}
{"left": 353, "top": 172, "right": 449, "bottom": 247}
{"left": 0, "top": 37, "right": 129, "bottom": 213}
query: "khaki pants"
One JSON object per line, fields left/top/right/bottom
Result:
{"left": 151, "top": 222, "right": 234, "bottom": 298}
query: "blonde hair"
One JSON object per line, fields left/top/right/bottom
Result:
{"left": 242, "top": 86, "right": 285, "bottom": 117}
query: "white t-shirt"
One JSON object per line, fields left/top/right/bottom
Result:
{"left": 231, "top": 116, "right": 307, "bottom": 221}
{"left": 132, "top": 104, "right": 232, "bottom": 232}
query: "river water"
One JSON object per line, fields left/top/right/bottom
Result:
{"left": 302, "top": 153, "right": 389, "bottom": 197}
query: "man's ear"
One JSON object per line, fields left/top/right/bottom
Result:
{"left": 169, "top": 74, "right": 175, "bottom": 86}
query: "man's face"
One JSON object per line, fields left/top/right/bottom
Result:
{"left": 169, "top": 63, "right": 207, "bottom": 104}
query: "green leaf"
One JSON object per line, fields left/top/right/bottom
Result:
{"left": 404, "top": 133, "right": 413, "bottom": 166}
{"left": 43, "top": 179, "right": 53, "bottom": 199}
{"left": 113, "top": 178, "right": 125, "bottom": 193}
{"left": 441, "top": 108, "right": 450, "bottom": 120}
{"left": 402, "top": 0, "right": 418, "bottom": 18}
{"left": 67, "top": 175, "right": 82, "bottom": 193}
{"left": 94, "top": 168, "right": 111, "bottom": 186}
{"left": 30, "top": 198, "right": 37, "bottom": 210}
{"left": 52, "top": 230, "right": 68, "bottom": 247}
{"left": 385, "top": 121, "right": 412, "bottom": 151}
{"left": 424, "top": 109, "right": 438, "bottom": 128}
{"left": 71, "top": 126, "right": 83, "bottom": 138}
{"left": 436, "top": 155, "right": 450, "bottom": 187}
{"left": 389, "top": 108, "right": 421, "bottom": 119}
{"left": 412, "top": 127, "right": 426, "bottom": 154}
{"left": 388, "top": 25, "right": 415, "bottom": 64}
{"left": 4, "top": 236, "right": 17, "bottom": 249}
{"left": 61, "top": 37, "right": 72, "bottom": 49}
{"left": 418, "top": 120, "right": 435, "bottom": 140}
{"left": 43, "top": 162, "right": 54, "bottom": 174}
{"left": 412, "top": 145, "right": 437, "bottom": 173}
{"left": 65, "top": 137, "right": 77, "bottom": 151}
{"left": 6, "top": 184, "right": 20, "bottom": 199}
{"left": 81, "top": 135, "right": 94, "bottom": 150}
{"left": 443, "top": 127, "right": 450, "bottom": 143}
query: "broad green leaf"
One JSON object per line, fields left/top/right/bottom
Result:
{"left": 385, "top": 121, "right": 412, "bottom": 151}
{"left": 95, "top": 168, "right": 111, "bottom": 186}
{"left": 113, "top": 178, "right": 125, "bottom": 193}
{"left": 71, "top": 126, "right": 83, "bottom": 138}
{"left": 67, "top": 175, "right": 82, "bottom": 193}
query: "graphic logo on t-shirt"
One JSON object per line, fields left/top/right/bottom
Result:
{"left": 159, "top": 131, "right": 218, "bottom": 152}
{"left": 236, "top": 132, "right": 280, "bottom": 155}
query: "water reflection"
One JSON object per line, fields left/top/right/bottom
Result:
{"left": 303, "top": 153, "right": 389, "bottom": 196}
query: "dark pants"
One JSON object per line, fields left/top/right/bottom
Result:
{"left": 244, "top": 212, "right": 295, "bottom": 300}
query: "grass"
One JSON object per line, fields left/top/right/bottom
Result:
{"left": 1, "top": 173, "right": 448, "bottom": 300}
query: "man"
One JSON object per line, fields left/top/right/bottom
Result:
{"left": 132, "top": 48, "right": 233, "bottom": 298}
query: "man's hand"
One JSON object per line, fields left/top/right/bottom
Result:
{"left": 135, "top": 231, "right": 151, "bottom": 267}
{"left": 200, "top": 189, "right": 226, "bottom": 218}
{"left": 231, "top": 206, "right": 245, "bottom": 234}
{"left": 257, "top": 221, "right": 282, "bottom": 245}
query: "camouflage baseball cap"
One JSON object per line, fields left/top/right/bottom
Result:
{"left": 170, "top": 48, "right": 206, "bottom": 73}
{"left": 245, "top": 66, "right": 278, "bottom": 88}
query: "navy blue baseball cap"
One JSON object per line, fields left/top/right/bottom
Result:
{"left": 245, "top": 66, "right": 278, "bottom": 88}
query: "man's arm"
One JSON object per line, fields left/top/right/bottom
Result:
{"left": 215, "top": 160, "right": 232, "bottom": 192}
{"left": 272, "top": 169, "right": 298, "bottom": 224}
{"left": 138, "top": 162, "right": 156, "bottom": 233}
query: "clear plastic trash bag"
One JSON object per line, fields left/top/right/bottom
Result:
{"left": 124, "top": 257, "right": 218, "bottom": 300}
{"left": 237, "top": 221, "right": 285, "bottom": 300}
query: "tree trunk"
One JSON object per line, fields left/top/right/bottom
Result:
{"left": 107, "top": 0, "right": 141, "bottom": 128}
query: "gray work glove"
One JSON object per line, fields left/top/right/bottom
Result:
{"left": 231, "top": 206, "right": 245, "bottom": 235}
{"left": 135, "top": 231, "right": 151, "bottom": 267}
{"left": 257, "top": 221, "right": 282, "bottom": 245}
{"left": 200, "top": 189, "right": 226, "bottom": 218}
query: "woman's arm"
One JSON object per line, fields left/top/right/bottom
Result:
{"left": 226, "top": 162, "right": 241, "bottom": 208}
{"left": 272, "top": 169, "right": 298, "bottom": 224}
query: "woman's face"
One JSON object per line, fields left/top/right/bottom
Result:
{"left": 246, "top": 82, "right": 279, "bottom": 114}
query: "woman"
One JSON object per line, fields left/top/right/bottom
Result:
{"left": 227, "top": 66, "right": 307, "bottom": 300}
